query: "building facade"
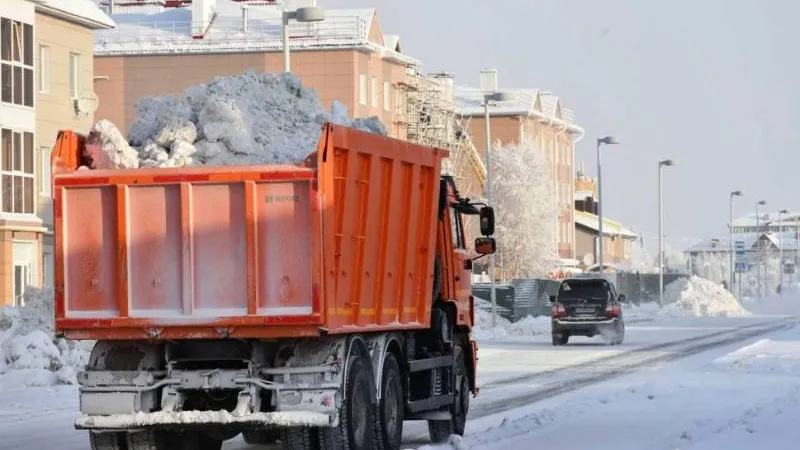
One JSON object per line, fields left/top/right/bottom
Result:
{"left": 0, "top": 0, "right": 113, "bottom": 306}
{"left": 92, "top": 1, "right": 417, "bottom": 137}
{"left": 454, "top": 69, "right": 585, "bottom": 260}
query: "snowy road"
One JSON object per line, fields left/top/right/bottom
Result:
{"left": 0, "top": 314, "right": 792, "bottom": 450}
{"left": 439, "top": 316, "right": 800, "bottom": 450}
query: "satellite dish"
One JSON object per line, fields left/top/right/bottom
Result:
{"left": 76, "top": 91, "right": 100, "bottom": 115}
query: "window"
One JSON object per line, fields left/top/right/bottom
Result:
{"left": 450, "top": 207, "right": 465, "bottom": 249}
{"left": 39, "top": 146, "right": 51, "bottom": 195}
{"left": 69, "top": 53, "right": 81, "bottom": 99}
{"left": 13, "top": 241, "right": 37, "bottom": 307}
{"left": 370, "top": 77, "right": 377, "bottom": 108}
{"left": 0, "top": 18, "right": 34, "bottom": 107}
{"left": 358, "top": 74, "right": 367, "bottom": 105}
{"left": 39, "top": 45, "right": 48, "bottom": 93}
{"left": 383, "top": 81, "right": 391, "bottom": 111}
{"left": 1, "top": 128, "right": 35, "bottom": 214}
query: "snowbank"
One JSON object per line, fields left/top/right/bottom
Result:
{"left": 659, "top": 276, "right": 751, "bottom": 318}
{"left": 89, "top": 71, "right": 387, "bottom": 169}
{"left": 472, "top": 306, "right": 550, "bottom": 341}
{"left": 0, "top": 288, "right": 92, "bottom": 388}
{"left": 713, "top": 338, "right": 800, "bottom": 374}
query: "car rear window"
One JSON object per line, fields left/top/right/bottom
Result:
{"left": 559, "top": 281, "right": 610, "bottom": 300}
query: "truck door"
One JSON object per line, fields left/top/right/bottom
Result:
{"left": 449, "top": 206, "right": 472, "bottom": 323}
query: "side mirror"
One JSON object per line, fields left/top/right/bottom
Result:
{"left": 618, "top": 294, "right": 626, "bottom": 303}
{"left": 479, "top": 206, "right": 495, "bottom": 236}
{"left": 549, "top": 295, "right": 556, "bottom": 303}
{"left": 474, "top": 237, "right": 496, "bottom": 255}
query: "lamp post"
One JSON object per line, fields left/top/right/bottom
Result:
{"left": 596, "top": 136, "right": 620, "bottom": 273}
{"left": 484, "top": 90, "right": 514, "bottom": 328}
{"left": 282, "top": 7, "right": 325, "bottom": 72}
{"left": 658, "top": 159, "right": 674, "bottom": 306}
{"left": 729, "top": 190, "right": 743, "bottom": 291}
{"left": 756, "top": 200, "right": 766, "bottom": 297}
{"left": 779, "top": 209, "right": 789, "bottom": 293}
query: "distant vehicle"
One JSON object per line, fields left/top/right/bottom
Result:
{"left": 550, "top": 278, "right": 626, "bottom": 346}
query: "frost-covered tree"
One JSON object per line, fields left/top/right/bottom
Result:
{"left": 490, "top": 138, "right": 557, "bottom": 278}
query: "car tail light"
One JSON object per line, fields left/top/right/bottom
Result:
{"left": 605, "top": 304, "right": 621, "bottom": 318}
{"left": 552, "top": 303, "right": 567, "bottom": 318}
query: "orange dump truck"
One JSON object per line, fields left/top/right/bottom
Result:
{"left": 51, "top": 123, "right": 496, "bottom": 450}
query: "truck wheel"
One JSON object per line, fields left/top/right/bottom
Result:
{"left": 318, "top": 355, "right": 375, "bottom": 450}
{"left": 90, "top": 432, "right": 125, "bottom": 450}
{"left": 280, "top": 428, "right": 318, "bottom": 450}
{"left": 427, "top": 347, "right": 468, "bottom": 443}
{"left": 243, "top": 429, "right": 279, "bottom": 445}
{"left": 373, "top": 353, "right": 404, "bottom": 450}
{"left": 128, "top": 431, "right": 222, "bottom": 450}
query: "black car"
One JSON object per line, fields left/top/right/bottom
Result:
{"left": 550, "top": 278, "right": 626, "bottom": 346}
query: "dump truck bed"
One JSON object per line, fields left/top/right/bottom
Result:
{"left": 54, "top": 124, "right": 446, "bottom": 340}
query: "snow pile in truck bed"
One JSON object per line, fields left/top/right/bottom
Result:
{"left": 89, "top": 71, "right": 387, "bottom": 169}
{"left": 659, "top": 276, "right": 751, "bottom": 318}
{"left": 0, "top": 288, "right": 93, "bottom": 388}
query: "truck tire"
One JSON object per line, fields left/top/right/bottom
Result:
{"left": 318, "top": 354, "right": 375, "bottom": 450}
{"left": 373, "top": 353, "right": 403, "bottom": 450}
{"left": 243, "top": 429, "right": 280, "bottom": 445}
{"left": 128, "top": 431, "right": 222, "bottom": 450}
{"left": 281, "top": 428, "right": 318, "bottom": 450}
{"left": 90, "top": 432, "right": 125, "bottom": 450}
{"left": 427, "top": 347, "right": 468, "bottom": 443}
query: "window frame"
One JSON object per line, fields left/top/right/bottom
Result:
{"left": 358, "top": 74, "right": 367, "bottom": 105}
{"left": 0, "top": 17, "right": 34, "bottom": 107}
{"left": 0, "top": 127, "right": 35, "bottom": 215}
{"left": 39, "top": 44, "right": 49, "bottom": 94}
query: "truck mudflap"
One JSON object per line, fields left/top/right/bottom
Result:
{"left": 75, "top": 410, "right": 335, "bottom": 431}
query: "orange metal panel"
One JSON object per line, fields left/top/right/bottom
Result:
{"left": 53, "top": 123, "right": 445, "bottom": 340}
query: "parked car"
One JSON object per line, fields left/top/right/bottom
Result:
{"left": 550, "top": 277, "right": 626, "bottom": 346}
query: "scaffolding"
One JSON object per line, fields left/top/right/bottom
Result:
{"left": 395, "top": 69, "right": 486, "bottom": 199}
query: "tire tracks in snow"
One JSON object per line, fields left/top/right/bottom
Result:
{"left": 402, "top": 317, "right": 795, "bottom": 447}
{"left": 471, "top": 317, "right": 794, "bottom": 418}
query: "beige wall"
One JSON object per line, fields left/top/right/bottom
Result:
{"left": 465, "top": 113, "right": 578, "bottom": 259}
{"left": 94, "top": 49, "right": 409, "bottom": 140}
{"left": 575, "top": 226, "right": 633, "bottom": 266}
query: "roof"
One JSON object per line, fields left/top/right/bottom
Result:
{"left": 686, "top": 231, "right": 800, "bottom": 253}
{"left": 574, "top": 210, "right": 639, "bottom": 239}
{"left": 732, "top": 211, "right": 800, "bottom": 228}
{"left": 453, "top": 85, "right": 584, "bottom": 135}
{"left": 92, "top": 1, "right": 418, "bottom": 63}
{"left": 31, "top": 0, "right": 115, "bottom": 28}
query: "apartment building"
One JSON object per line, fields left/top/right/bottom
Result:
{"left": 91, "top": 0, "right": 419, "bottom": 138}
{"left": 454, "top": 69, "right": 585, "bottom": 260}
{"left": 573, "top": 171, "right": 638, "bottom": 267}
{"left": 0, "top": 0, "right": 113, "bottom": 306}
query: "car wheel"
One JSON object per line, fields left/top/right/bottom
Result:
{"left": 552, "top": 333, "right": 569, "bottom": 346}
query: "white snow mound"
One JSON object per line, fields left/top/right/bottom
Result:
{"left": 659, "top": 276, "right": 751, "bottom": 318}
{"left": 90, "top": 71, "right": 387, "bottom": 169}
{"left": 472, "top": 304, "right": 550, "bottom": 341}
{"left": 0, "top": 287, "right": 93, "bottom": 387}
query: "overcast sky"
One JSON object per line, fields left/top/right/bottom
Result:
{"left": 325, "top": 0, "right": 800, "bottom": 250}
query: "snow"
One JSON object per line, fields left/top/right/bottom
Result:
{"left": 659, "top": 275, "right": 752, "bottom": 318}
{"left": 37, "top": 0, "right": 116, "bottom": 28}
{"left": 0, "top": 288, "right": 93, "bottom": 388}
{"left": 490, "top": 138, "right": 558, "bottom": 278}
{"left": 90, "top": 71, "right": 386, "bottom": 170}
{"left": 76, "top": 409, "right": 332, "bottom": 428}
{"left": 472, "top": 307, "right": 550, "bottom": 341}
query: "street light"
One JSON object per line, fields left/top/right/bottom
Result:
{"left": 756, "top": 200, "right": 766, "bottom": 297}
{"left": 729, "top": 190, "right": 743, "bottom": 291}
{"left": 779, "top": 209, "right": 789, "bottom": 293}
{"left": 596, "top": 136, "right": 620, "bottom": 273}
{"left": 282, "top": 7, "right": 325, "bottom": 73}
{"left": 484, "top": 90, "right": 514, "bottom": 328}
{"left": 658, "top": 159, "right": 674, "bottom": 306}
